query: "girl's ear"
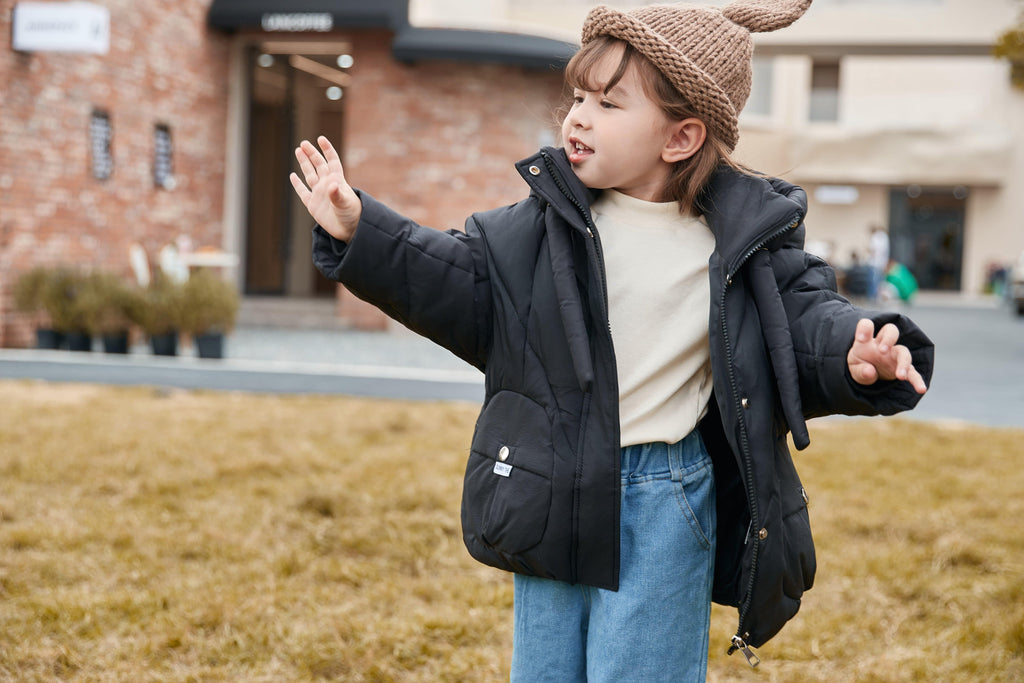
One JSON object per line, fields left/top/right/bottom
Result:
{"left": 662, "top": 118, "right": 707, "bottom": 163}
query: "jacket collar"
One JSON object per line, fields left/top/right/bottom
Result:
{"left": 699, "top": 166, "right": 807, "bottom": 277}
{"left": 515, "top": 148, "right": 808, "bottom": 274}
{"left": 516, "top": 147, "right": 597, "bottom": 235}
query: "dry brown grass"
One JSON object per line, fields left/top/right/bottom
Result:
{"left": 0, "top": 380, "right": 1021, "bottom": 682}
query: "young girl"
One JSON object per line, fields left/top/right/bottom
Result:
{"left": 290, "top": 1, "right": 933, "bottom": 679}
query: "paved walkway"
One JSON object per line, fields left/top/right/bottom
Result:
{"left": 0, "top": 325, "right": 485, "bottom": 402}
{"left": 1, "top": 292, "right": 1021, "bottom": 428}
{"left": 227, "top": 325, "right": 477, "bottom": 371}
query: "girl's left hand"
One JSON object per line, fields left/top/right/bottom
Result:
{"left": 847, "top": 318, "right": 928, "bottom": 394}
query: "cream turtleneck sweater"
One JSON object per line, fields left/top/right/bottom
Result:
{"left": 591, "top": 189, "right": 716, "bottom": 447}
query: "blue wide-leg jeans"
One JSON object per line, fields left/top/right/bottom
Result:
{"left": 510, "top": 431, "right": 716, "bottom": 682}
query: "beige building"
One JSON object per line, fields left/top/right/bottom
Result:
{"left": 413, "top": 0, "right": 1024, "bottom": 295}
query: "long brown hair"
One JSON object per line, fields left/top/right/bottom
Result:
{"left": 562, "top": 36, "right": 746, "bottom": 215}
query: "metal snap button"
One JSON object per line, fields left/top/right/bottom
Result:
{"left": 528, "top": 165, "right": 541, "bottom": 176}
{"left": 758, "top": 528, "right": 768, "bottom": 540}
{"left": 741, "top": 397, "right": 750, "bottom": 409}
{"left": 498, "top": 445, "right": 510, "bottom": 462}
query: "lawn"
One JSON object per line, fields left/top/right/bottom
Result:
{"left": 0, "top": 380, "right": 1021, "bottom": 682}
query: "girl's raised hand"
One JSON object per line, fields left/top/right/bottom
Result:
{"left": 846, "top": 318, "right": 928, "bottom": 394}
{"left": 289, "top": 136, "right": 361, "bottom": 243}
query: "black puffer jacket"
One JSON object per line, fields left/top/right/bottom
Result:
{"left": 312, "top": 147, "right": 934, "bottom": 656}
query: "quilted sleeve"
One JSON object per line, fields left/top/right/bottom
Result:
{"left": 312, "top": 190, "right": 492, "bottom": 371}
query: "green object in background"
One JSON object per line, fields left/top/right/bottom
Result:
{"left": 886, "top": 262, "right": 919, "bottom": 301}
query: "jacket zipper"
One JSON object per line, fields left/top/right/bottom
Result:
{"left": 537, "top": 152, "right": 805, "bottom": 650}
{"left": 723, "top": 214, "right": 802, "bottom": 667}
{"left": 538, "top": 151, "right": 619, "bottom": 585}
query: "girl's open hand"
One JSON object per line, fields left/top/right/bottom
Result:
{"left": 289, "top": 136, "right": 361, "bottom": 243}
{"left": 847, "top": 318, "right": 928, "bottom": 394}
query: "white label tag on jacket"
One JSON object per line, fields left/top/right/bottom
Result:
{"left": 493, "top": 462, "right": 513, "bottom": 477}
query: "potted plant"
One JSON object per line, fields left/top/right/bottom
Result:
{"left": 78, "top": 271, "right": 140, "bottom": 354}
{"left": 179, "top": 268, "right": 239, "bottom": 359}
{"left": 63, "top": 271, "right": 100, "bottom": 352}
{"left": 134, "top": 273, "right": 186, "bottom": 356}
{"left": 35, "top": 268, "right": 92, "bottom": 351}
{"left": 13, "top": 266, "right": 63, "bottom": 349}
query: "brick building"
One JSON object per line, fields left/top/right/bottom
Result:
{"left": 1, "top": 0, "right": 231, "bottom": 346}
{"left": 0, "top": 0, "right": 570, "bottom": 345}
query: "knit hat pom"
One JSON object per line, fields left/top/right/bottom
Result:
{"left": 723, "top": 0, "right": 812, "bottom": 33}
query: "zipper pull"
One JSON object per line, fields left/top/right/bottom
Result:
{"left": 728, "top": 635, "right": 761, "bottom": 668}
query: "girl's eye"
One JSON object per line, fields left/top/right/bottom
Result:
{"left": 573, "top": 95, "right": 584, "bottom": 104}
{"left": 600, "top": 100, "right": 616, "bottom": 109}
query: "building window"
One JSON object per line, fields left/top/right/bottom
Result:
{"left": 154, "top": 124, "right": 174, "bottom": 189}
{"left": 89, "top": 110, "right": 113, "bottom": 180}
{"left": 745, "top": 56, "right": 774, "bottom": 117}
{"left": 809, "top": 61, "right": 840, "bottom": 122}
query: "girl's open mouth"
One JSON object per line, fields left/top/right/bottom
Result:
{"left": 567, "top": 140, "right": 593, "bottom": 164}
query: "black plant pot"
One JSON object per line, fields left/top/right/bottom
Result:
{"left": 149, "top": 332, "right": 179, "bottom": 356}
{"left": 194, "top": 332, "right": 225, "bottom": 359}
{"left": 102, "top": 332, "right": 130, "bottom": 354}
{"left": 36, "top": 328, "right": 65, "bottom": 350}
{"left": 65, "top": 331, "right": 93, "bottom": 352}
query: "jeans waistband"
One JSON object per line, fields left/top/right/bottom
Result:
{"left": 620, "top": 430, "right": 708, "bottom": 483}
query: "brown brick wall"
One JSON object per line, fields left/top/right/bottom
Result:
{"left": 342, "top": 30, "right": 566, "bottom": 232}
{"left": 0, "top": 0, "right": 229, "bottom": 346}
{"left": 334, "top": 30, "right": 565, "bottom": 330}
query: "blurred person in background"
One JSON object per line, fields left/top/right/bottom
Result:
{"left": 868, "top": 223, "right": 890, "bottom": 302}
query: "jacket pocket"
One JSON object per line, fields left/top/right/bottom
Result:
{"left": 462, "top": 391, "right": 553, "bottom": 556}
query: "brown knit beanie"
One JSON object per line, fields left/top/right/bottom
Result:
{"left": 581, "top": 0, "right": 812, "bottom": 150}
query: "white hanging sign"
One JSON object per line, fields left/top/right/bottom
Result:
{"left": 814, "top": 185, "right": 860, "bottom": 205}
{"left": 260, "top": 13, "right": 333, "bottom": 32}
{"left": 12, "top": 2, "right": 110, "bottom": 55}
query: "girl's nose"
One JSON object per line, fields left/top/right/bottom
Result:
{"left": 566, "top": 105, "right": 588, "bottom": 130}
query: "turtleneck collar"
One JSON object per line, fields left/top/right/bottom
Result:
{"left": 593, "top": 189, "right": 704, "bottom": 230}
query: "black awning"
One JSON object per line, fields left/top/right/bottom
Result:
{"left": 208, "top": 0, "right": 575, "bottom": 71}
{"left": 207, "top": 0, "right": 409, "bottom": 32}
{"left": 392, "top": 28, "right": 575, "bottom": 70}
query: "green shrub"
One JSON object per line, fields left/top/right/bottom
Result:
{"left": 13, "top": 266, "right": 53, "bottom": 316}
{"left": 994, "top": 27, "right": 1024, "bottom": 90}
{"left": 13, "top": 266, "right": 84, "bottom": 331}
{"left": 38, "top": 268, "right": 87, "bottom": 333}
{"left": 179, "top": 268, "right": 239, "bottom": 335}
{"left": 133, "top": 273, "right": 187, "bottom": 337}
{"left": 76, "top": 272, "right": 142, "bottom": 336}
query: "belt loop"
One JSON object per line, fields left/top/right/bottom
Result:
{"left": 668, "top": 438, "right": 685, "bottom": 482}
{"left": 620, "top": 444, "right": 637, "bottom": 479}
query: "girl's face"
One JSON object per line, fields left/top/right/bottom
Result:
{"left": 561, "top": 43, "right": 677, "bottom": 202}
